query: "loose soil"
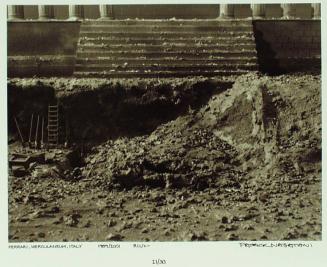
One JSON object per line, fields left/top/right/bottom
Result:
{"left": 8, "top": 72, "right": 321, "bottom": 241}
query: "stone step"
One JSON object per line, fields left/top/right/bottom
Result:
{"left": 79, "top": 31, "right": 254, "bottom": 38}
{"left": 74, "top": 63, "right": 258, "bottom": 72}
{"left": 76, "top": 57, "right": 258, "bottom": 65}
{"left": 77, "top": 43, "right": 256, "bottom": 51}
{"left": 76, "top": 50, "right": 257, "bottom": 58}
{"left": 74, "top": 20, "right": 257, "bottom": 78}
{"left": 74, "top": 69, "right": 250, "bottom": 78}
{"left": 80, "top": 25, "right": 253, "bottom": 33}
{"left": 77, "top": 44, "right": 256, "bottom": 51}
{"left": 81, "top": 19, "right": 253, "bottom": 27}
{"left": 78, "top": 36, "right": 255, "bottom": 45}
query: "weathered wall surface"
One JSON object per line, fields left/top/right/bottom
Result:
{"left": 21, "top": 4, "right": 313, "bottom": 19}
{"left": 7, "top": 20, "right": 321, "bottom": 77}
{"left": 7, "top": 22, "right": 80, "bottom": 77}
{"left": 254, "top": 20, "right": 321, "bottom": 73}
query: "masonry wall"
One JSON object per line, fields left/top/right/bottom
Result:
{"left": 7, "top": 22, "right": 80, "bottom": 77}
{"left": 254, "top": 20, "right": 321, "bottom": 73}
{"left": 7, "top": 20, "right": 321, "bottom": 77}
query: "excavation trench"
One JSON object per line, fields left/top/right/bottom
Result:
{"left": 8, "top": 78, "right": 232, "bottom": 142}
{"left": 8, "top": 77, "right": 235, "bottom": 188}
{"left": 8, "top": 74, "right": 321, "bottom": 191}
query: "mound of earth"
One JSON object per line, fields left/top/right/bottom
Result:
{"left": 84, "top": 73, "right": 321, "bottom": 192}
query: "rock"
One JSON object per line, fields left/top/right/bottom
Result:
{"left": 11, "top": 166, "right": 28, "bottom": 177}
{"left": 283, "top": 229, "right": 299, "bottom": 240}
{"left": 29, "top": 162, "right": 38, "bottom": 171}
{"left": 18, "top": 217, "right": 29, "bottom": 222}
{"left": 242, "top": 224, "right": 254, "bottom": 231}
{"left": 141, "top": 228, "right": 149, "bottom": 234}
{"left": 29, "top": 210, "right": 46, "bottom": 219}
{"left": 221, "top": 216, "right": 229, "bottom": 224}
{"left": 218, "top": 224, "right": 225, "bottom": 229}
{"left": 22, "top": 194, "right": 46, "bottom": 205}
{"left": 63, "top": 213, "right": 81, "bottom": 227}
{"left": 225, "top": 225, "right": 238, "bottom": 232}
{"left": 150, "top": 207, "right": 158, "bottom": 213}
{"left": 106, "top": 233, "right": 123, "bottom": 241}
{"left": 109, "top": 212, "right": 117, "bottom": 217}
{"left": 227, "top": 233, "right": 239, "bottom": 241}
{"left": 83, "top": 220, "right": 91, "bottom": 228}
{"left": 133, "top": 208, "right": 143, "bottom": 214}
{"left": 37, "top": 232, "right": 45, "bottom": 238}
{"left": 258, "top": 192, "right": 269, "bottom": 203}
{"left": 164, "top": 229, "right": 170, "bottom": 236}
{"left": 120, "top": 222, "right": 133, "bottom": 230}
{"left": 49, "top": 206, "right": 60, "bottom": 213}
{"left": 180, "top": 230, "right": 207, "bottom": 241}
{"left": 53, "top": 217, "right": 63, "bottom": 225}
{"left": 107, "top": 219, "right": 117, "bottom": 227}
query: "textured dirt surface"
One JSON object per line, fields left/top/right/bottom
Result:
{"left": 8, "top": 72, "right": 321, "bottom": 241}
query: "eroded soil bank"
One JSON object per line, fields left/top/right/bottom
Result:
{"left": 8, "top": 72, "right": 321, "bottom": 241}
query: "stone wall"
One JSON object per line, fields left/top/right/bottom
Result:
{"left": 254, "top": 20, "right": 321, "bottom": 73}
{"left": 7, "top": 20, "right": 321, "bottom": 77}
{"left": 7, "top": 22, "right": 80, "bottom": 77}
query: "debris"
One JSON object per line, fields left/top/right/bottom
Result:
{"left": 63, "top": 213, "right": 81, "bottom": 227}
{"left": 11, "top": 165, "right": 28, "bottom": 177}
{"left": 106, "top": 233, "right": 123, "bottom": 241}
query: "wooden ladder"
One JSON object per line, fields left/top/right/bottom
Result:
{"left": 48, "top": 104, "right": 59, "bottom": 147}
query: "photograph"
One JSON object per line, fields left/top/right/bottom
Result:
{"left": 5, "top": 0, "right": 323, "bottom": 248}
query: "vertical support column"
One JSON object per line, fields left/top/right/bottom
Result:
{"left": 68, "top": 5, "right": 84, "bottom": 20}
{"left": 311, "top": 3, "right": 321, "bottom": 19}
{"left": 251, "top": 4, "right": 265, "bottom": 19}
{"left": 219, "top": 4, "right": 234, "bottom": 19}
{"left": 281, "top": 4, "right": 296, "bottom": 19}
{"left": 7, "top": 5, "right": 24, "bottom": 20}
{"left": 99, "top": 5, "right": 114, "bottom": 20}
{"left": 38, "top": 5, "right": 54, "bottom": 20}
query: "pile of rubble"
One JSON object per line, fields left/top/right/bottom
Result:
{"left": 83, "top": 125, "right": 242, "bottom": 190}
{"left": 9, "top": 148, "right": 83, "bottom": 181}
{"left": 80, "top": 72, "right": 321, "bottom": 192}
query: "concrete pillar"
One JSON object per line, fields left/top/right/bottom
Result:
{"left": 7, "top": 5, "right": 24, "bottom": 20}
{"left": 251, "top": 4, "right": 265, "bottom": 19}
{"left": 219, "top": 4, "right": 234, "bottom": 19}
{"left": 311, "top": 3, "right": 321, "bottom": 19}
{"left": 38, "top": 5, "right": 54, "bottom": 20}
{"left": 68, "top": 5, "right": 84, "bottom": 20}
{"left": 281, "top": 4, "right": 296, "bottom": 19}
{"left": 99, "top": 5, "right": 114, "bottom": 20}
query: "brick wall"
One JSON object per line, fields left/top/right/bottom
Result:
{"left": 254, "top": 20, "right": 321, "bottom": 73}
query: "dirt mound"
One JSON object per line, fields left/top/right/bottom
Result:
{"left": 82, "top": 73, "right": 321, "bottom": 191}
